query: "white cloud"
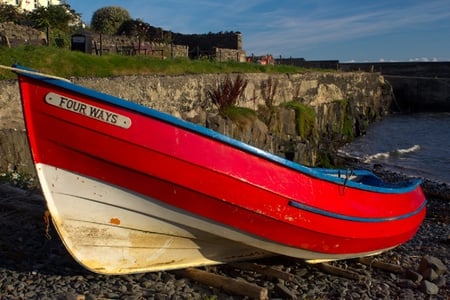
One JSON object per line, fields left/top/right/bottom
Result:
{"left": 244, "top": 1, "right": 450, "bottom": 55}
{"left": 72, "top": 0, "right": 450, "bottom": 60}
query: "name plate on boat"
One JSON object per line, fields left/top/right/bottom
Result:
{"left": 45, "top": 92, "right": 132, "bottom": 129}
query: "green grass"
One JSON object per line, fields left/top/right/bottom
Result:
{"left": 221, "top": 106, "right": 256, "bottom": 124}
{"left": 282, "top": 100, "right": 316, "bottom": 139}
{"left": 0, "top": 45, "right": 309, "bottom": 79}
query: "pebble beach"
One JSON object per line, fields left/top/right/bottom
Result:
{"left": 0, "top": 168, "right": 448, "bottom": 299}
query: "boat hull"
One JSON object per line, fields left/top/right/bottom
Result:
{"left": 16, "top": 68, "right": 426, "bottom": 274}
{"left": 37, "top": 163, "right": 271, "bottom": 274}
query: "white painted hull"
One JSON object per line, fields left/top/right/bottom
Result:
{"left": 36, "top": 163, "right": 271, "bottom": 274}
{"left": 37, "top": 163, "right": 393, "bottom": 274}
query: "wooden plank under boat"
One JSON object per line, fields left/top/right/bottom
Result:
{"left": 10, "top": 65, "right": 426, "bottom": 275}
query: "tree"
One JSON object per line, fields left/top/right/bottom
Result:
{"left": 28, "top": 4, "right": 76, "bottom": 32}
{"left": 148, "top": 26, "right": 172, "bottom": 43}
{"left": 91, "top": 6, "right": 131, "bottom": 35}
{"left": 117, "top": 19, "right": 151, "bottom": 40}
{"left": 0, "top": 4, "right": 23, "bottom": 23}
{"left": 25, "top": 4, "right": 80, "bottom": 47}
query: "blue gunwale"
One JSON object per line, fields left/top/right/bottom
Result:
{"left": 14, "top": 64, "right": 422, "bottom": 194}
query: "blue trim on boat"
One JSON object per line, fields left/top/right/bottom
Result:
{"left": 288, "top": 200, "right": 427, "bottom": 222}
{"left": 14, "top": 65, "right": 422, "bottom": 194}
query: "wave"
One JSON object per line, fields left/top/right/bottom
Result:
{"left": 395, "top": 144, "right": 421, "bottom": 154}
{"left": 363, "top": 145, "right": 421, "bottom": 163}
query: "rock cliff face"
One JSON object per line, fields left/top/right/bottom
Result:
{"left": 0, "top": 72, "right": 393, "bottom": 176}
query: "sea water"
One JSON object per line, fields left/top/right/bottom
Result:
{"left": 338, "top": 113, "right": 450, "bottom": 184}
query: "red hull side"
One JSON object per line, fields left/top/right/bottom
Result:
{"left": 18, "top": 75, "right": 426, "bottom": 256}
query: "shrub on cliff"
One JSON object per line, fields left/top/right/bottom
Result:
{"left": 208, "top": 74, "right": 248, "bottom": 115}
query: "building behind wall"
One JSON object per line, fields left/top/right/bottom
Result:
{"left": 172, "top": 32, "right": 243, "bottom": 59}
{"left": 0, "top": 0, "right": 62, "bottom": 12}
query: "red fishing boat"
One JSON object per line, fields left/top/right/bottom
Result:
{"left": 11, "top": 65, "right": 426, "bottom": 275}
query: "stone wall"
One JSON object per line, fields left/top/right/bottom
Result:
{"left": 95, "top": 31, "right": 243, "bottom": 60}
{"left": 215, "top": 48, "right": 247, "bottom": 62}
{"left": 89, "top": 34, "right": 189, "bottom": 58}
{"left": 340, "top": 61, "right": 450, "bottom": 78}
{"left": 384, "top": 76, "right": 450, "bottom": 112}
{"left": 341, "top": 62, "right": 450, "bottom": 112}
{"left": 0, "top": 23, "right": 238, "bottom": 61}
{"left": 0, "top": 22, "right": 46, "bottom": 47}
{"left": 0, "top": 71, "right": 393, "bottom": 176}
{"left": 173, "top": 32, "right": 242, "bottom": 51}
{"left": 89, "top": 34, "right": 245, "bottom": 61}
{"left": 276, "top": 58, "right": 339, "bottom": 70}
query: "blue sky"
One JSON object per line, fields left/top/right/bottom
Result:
{"left": 68, "top": 0, "right": 450, "bottom": 62}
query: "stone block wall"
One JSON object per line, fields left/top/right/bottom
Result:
{"left": 0, "top": 71, "right": 393, "bottom": 175}
{"left": 0, "top": 22, "right": 46, "bottom": 47}
{"left": 173, "top": 32, "right": 242, "bottom": 51}
{"left": 0, "top": 22, "right": 242, "bottom": 61}
{"left": 215, "top": 48, "right": 247, "bottom": 62}
{"left": 341, "top": 62, "right": 450, "bottom": 112}
{"left": 89, "top": 34, "right": 188, "bottom": 58}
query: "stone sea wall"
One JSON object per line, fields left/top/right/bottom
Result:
{"left": 384, "top": 75, "right": 450, "bottom": 112}
{"left": 0, "top": 71, "right": 393, "bottom": 176}
{"left": 341, "top": 62, "right": 450, "bottom": 112}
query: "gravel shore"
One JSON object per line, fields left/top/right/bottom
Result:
{"left": 0, "top": 169, "right": 448, "bottom": 299}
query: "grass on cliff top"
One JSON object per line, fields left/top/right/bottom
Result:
{"left": 0, "top": 45, "right": 309, "bottom": 80}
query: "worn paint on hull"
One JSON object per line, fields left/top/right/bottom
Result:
{"left": 38, "top": 163, "right": 270, "bottom": 274}
{"left": 38, "top": 163, "right": 398, "bottom": 274}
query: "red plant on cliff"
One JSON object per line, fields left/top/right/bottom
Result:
{"left": 208, "top": 74, "right": 248, "bottom": 114}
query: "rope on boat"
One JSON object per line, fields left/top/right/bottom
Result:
{"left": 0, "top": 64, "right": 71, "bottom": 83}
{"left": 342, "top": 168, "right": 354, "bottom": 192}
{"left": 43, "top": 210, "right": 52, "bottom": 240}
